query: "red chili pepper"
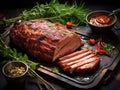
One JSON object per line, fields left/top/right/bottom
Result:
{"left": 100, "top": 41, "right": 104, "bottom": 47}
{"left": 95, "top": 41, "right": 110, "bottom": 56}
{"left": 96, "top": 47, "right": 110, "bottom": 56}
{"left": 97, "top": 41, "right": 101, "bottom": 48}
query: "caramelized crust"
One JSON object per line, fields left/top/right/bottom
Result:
{"left": 10, "top": 20, "right": 82, "bottom": 62}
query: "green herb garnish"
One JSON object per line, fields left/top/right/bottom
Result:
{"left": 103, "top": 42, "right": 115, "bottom": 53}
{"left": 0, "top": 0, "right": 88, "bottom": 30}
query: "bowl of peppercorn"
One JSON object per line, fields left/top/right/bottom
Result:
{"left": 2, "top": 61, "right": 28, "bottom": 87}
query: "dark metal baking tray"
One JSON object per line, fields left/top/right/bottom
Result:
{"left": 2, "top": 25, "right": 120, "bottom": 89}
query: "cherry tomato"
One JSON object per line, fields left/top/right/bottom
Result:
{"left": 66, "top": 22, "right": 73, "bottom": 28}
{"left": 89, "top": 38, "right": 96, "bottom": 45}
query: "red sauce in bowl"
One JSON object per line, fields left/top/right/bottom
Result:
{"left": 96, "top": 15, "right": 110, "bottom": 24}
{"left": 89, "top": 15, "right": 113, "bottom": 27}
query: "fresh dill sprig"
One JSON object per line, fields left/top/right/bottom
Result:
{"left": 0, "top": 0, "right": 88, "bottom": 30}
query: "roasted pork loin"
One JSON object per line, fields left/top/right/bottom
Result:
{"left": 10, "top": 20, "right": 82, "bottom": 62}
{"left": 58, "top": 48, "right": 100, "bottom": 73}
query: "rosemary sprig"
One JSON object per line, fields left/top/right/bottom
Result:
{"left": 0, "top": 0, "right": 88, "bottom": 30}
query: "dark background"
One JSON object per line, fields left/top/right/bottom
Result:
{"left": 0, "top": 0, "right": 120, "bottom": 90}
{"left": 0, "top": 0, "right": 120, "bottom": 17}
{"left": 0, "top": 0, "right": 119, "bottom": 9}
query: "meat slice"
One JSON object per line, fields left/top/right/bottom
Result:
{"left": 75, "top": 58, "right": 100, "bottom": 72}
{"left": 58, "top": 49, "right": 93, "bottom": 67}
{"left": 59, "top": 48, "right": 89, "bottom": 61}
{"left": 58, "top": 48, "right": 100, "bottom": 73}
{"left": 9, "top": 20, "right": 82, "bottom": 62}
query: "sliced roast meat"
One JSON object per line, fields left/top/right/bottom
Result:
{"left": 64, "top": 56, "right": 100, "bottom": 72}
{"left": 58, "top": 49, "right": 93, "bottom": 67}
{"left": 65, "top": 53, "right": 96, "bottom": 67}
{"left": 75, "top": 58, "right": 100, "bottom": 72}
{"left": 58, "top": 48, "right": 100, "bottom": 73}
{"left": 59, "top": 48, "right": 89, "bottom": 61}
{"left": 10, "top": 20, "right": 82, "bottom": 62}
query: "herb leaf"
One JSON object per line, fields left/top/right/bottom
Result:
{"left": 103, "top": 42, "right": 115, "bottom": 53}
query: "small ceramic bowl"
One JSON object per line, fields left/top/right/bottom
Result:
{"left": 2, "top": 61, "right": 28, "bottom": 86}
{"left": 86, "top": 10, "right": 117, "bottom": 34}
